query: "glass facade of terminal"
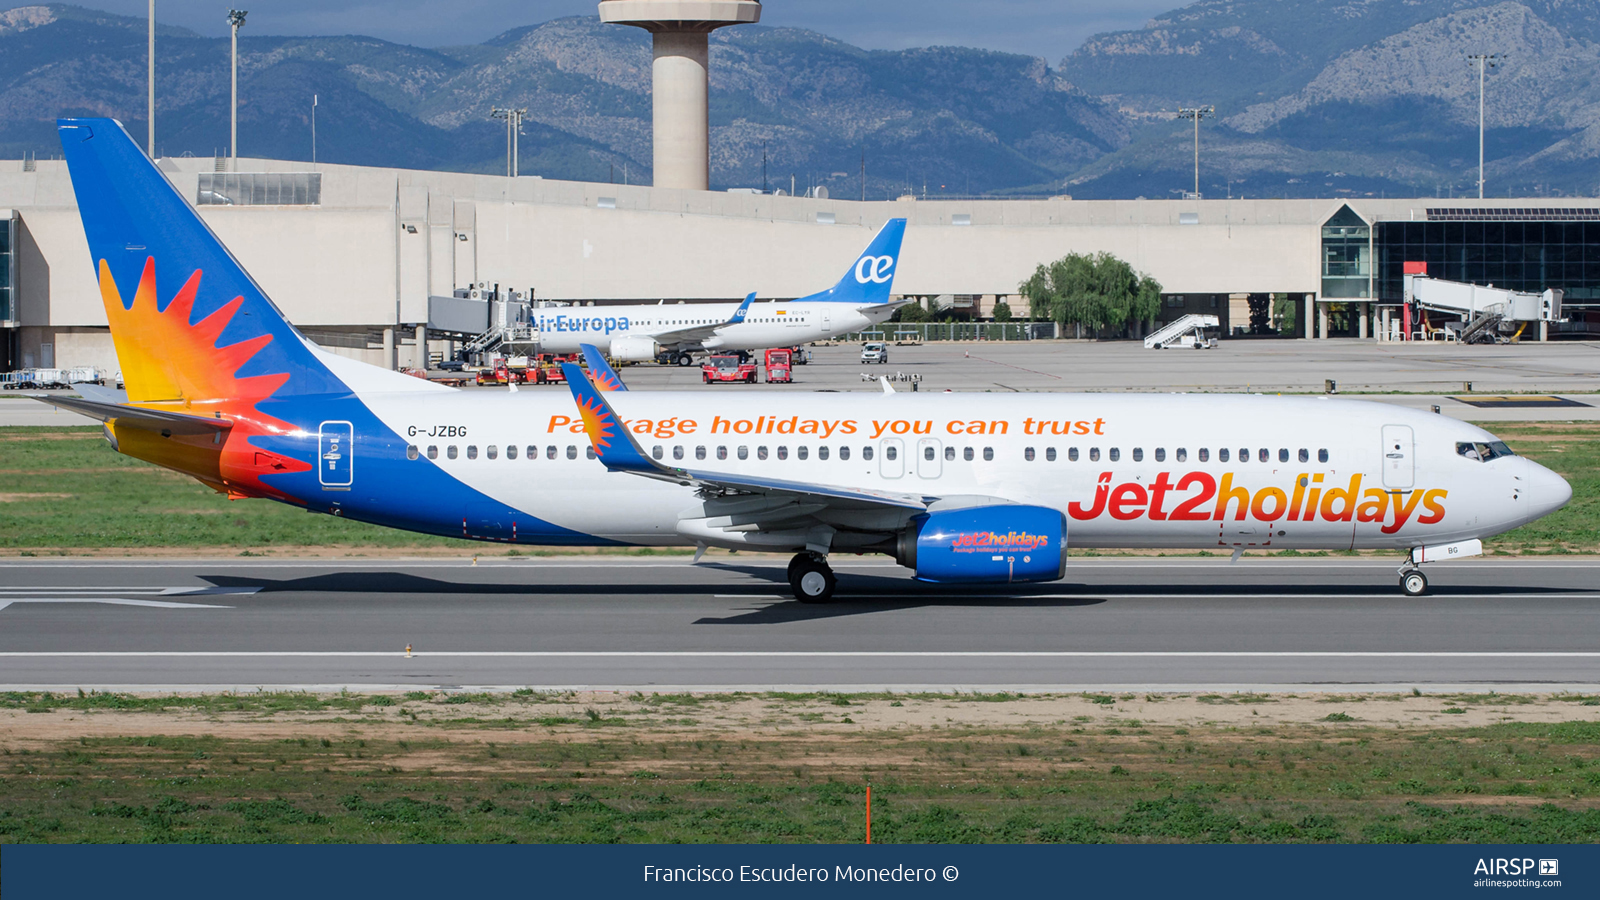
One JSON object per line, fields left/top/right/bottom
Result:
{"left": 1320, "top": 205, "right": 1372, "bottom": 299}
{"left": 1373, "top": 216, "right": 1600, "bottom": 305}
{"left": 0, "top": 216, "right": 14, "bottom": 325}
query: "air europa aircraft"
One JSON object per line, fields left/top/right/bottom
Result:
{"left": 532, "top": 219, "right": 907, "bottom": 366}
{"left": 41, "top": 118, "right": 1571, "bottom": 602}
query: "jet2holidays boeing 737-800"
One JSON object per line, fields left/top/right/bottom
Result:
{"left": 37, "top": 119, "right": 1571, "bottom": 602}
{"left": 531, "top": 218, "right": 907, "bottom": 366}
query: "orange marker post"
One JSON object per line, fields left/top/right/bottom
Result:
{"left": 865, "top": 785, "right": 872, "bottom": 844}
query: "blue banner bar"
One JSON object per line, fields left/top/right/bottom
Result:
{"left": 2, "top": 844, "right": 1593, "bottom": 899}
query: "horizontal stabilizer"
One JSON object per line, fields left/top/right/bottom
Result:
{"left": 26, "top": 394, "right": 230, "bottom": 437}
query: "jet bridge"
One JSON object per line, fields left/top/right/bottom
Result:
{"left": 1404, "top": 273, "right": 1563, "bottom": 344}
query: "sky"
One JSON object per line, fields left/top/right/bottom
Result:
{"left": 67, "top": 1, "right": 1180, "bottom": 62}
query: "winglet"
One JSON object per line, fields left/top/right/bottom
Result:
{"left": 728, "top": 292, "right": 756, "bottom": 325}
{"left": 561, "top": 362, "right": 661, "bottom": 474}
{"left": 578, "top": 343, "right": 627, "bottom": 392}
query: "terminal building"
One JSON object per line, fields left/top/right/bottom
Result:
{"left": 3, "top": 154, "right": 1599, "bottom": 374}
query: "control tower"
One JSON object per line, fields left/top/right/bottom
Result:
{"left": 599, "top": 0, "right": 761, "bottom": 191}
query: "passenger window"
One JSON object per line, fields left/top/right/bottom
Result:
{"left": 527, "top": 445, "right": 537, "bottom": 460}
{"left": 652, "top": 445, "right": 663, "bottom": 460}
{"left": 486, "top": 445, "right": 497, "bottom": 460}
{"left": 798, "top": 446, "right": 809, "bottom": 460}
{"left": 944, "top": 446, "right": 955, "bottom": 461}
{"left": 1175, "top": 448, "right": 1187, "bottom": 462}
{"left": 586, "top": 446, "right": 596, "bottom": 459}
{"left": 1278, "top": 448, "right": 1288, "bottom": 463}
{"left": 1068, "top": 447, "right": 1079, "bottom": 462}
{"left": 406, "top": 445, "right": 419, "bottom": 460}
{"left": 1025, "top": 447, "right": 1035, "bottom": 461}
{"left": 982, "top": 447, "right": 993, "bottom": 461}
{"left": 777, "top": 446, "right": 788, "bottom": 460}
{"left": 1109, "top": 448, "right": 1120, "bottom": 462}
{"left": 924, "top": 446, "right": 935, "bottom": 461}
{"left": 546, "top": 445, "right": 557, "bottom": 459}
{"left": 467, "top": 445, "right": 478, "bottom": 460}
{"left": 819, "top": 446, "right": 830, "bottom": 460}
{"left": 1046, "top": 447, "right": 1056, "bottom": 462}
{"left": 1089, "top": 447, "right": 1099, "bottom": 462}
{"left": 427, "top": 445, "right": 438, "bottom": 460}
{"left": 964, "top": 447, "right": 974, "bottom": 461}
{"left": 863, "top": 446, "right": 874, "bottom": 460}
{"left": 717, "top": 446, "right": 727, "bottom": 460}
{"left": 839, "top": 446, "right": 850, "bottom": 461}
{"left": 886, "top": 444, "right": 897, "bottom": 460}
{"left": 1132, "top": 448, "right": 1143, "bottom": 462}
{"left": 1258, "top": 448, "right": 1269, "bottom": 463}
{"left": 507, "top": 445, "right": 518, "bottom": 460}
{"left": 448, "top": 445, "right": 459, "bottom": 459}
{"left": 1197, "top": 448, "right": 1207, "bottom": 462}
{"left": 1218, "top": 448, "right": 1229, "bottom": 462}
{"left": 1237, "top": 448, "right": 1248, "bottom": 462}
{"left": 1318, "top": 449, "right": 1330, "bottom": 463}
{"left": 757, "top": 446, "right": 768, "bottom": 460}
{"left": 673, "top": 445, "right": 684, "bottom": 460}
{"left": 1155, "top": 448, "right": 1165, "bottom": 462}
{"left": 695, "top": 445, "right": 706, "bottom": 460}
{"left": 566, "top": 445, "right": 577, "bottom": 459}
{"left": 738, "top": 446, "right": 749, "bottom": 460}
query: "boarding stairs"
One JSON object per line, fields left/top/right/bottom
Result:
{"left": 465, "top": 324, "right": 540, "bottom": 359}
{"left": 1455, "top": 310, "right": 1505, "bottom": 345}
{"left": 1144, "top": 314, "right": 1219, "bottom": 349}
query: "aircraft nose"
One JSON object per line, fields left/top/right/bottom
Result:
{"left": 1526, "top": 460, "right": 1572, "bottom": 516}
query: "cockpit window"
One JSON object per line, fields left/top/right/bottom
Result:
{"left": 1457, "top": 441, "right": 1516, "bottom": 462}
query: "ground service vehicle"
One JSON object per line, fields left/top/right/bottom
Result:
{"left": 765, "top": 349, "right": 793, "bottom": 383}
{"left": 36, "top": 118, "right": 1573, "bottom": 604}
{"left": 702, "top": 354, "right": 757, "bottom": 383}
{"left": 861, "top": 342, "right": 888, "bottom": 364}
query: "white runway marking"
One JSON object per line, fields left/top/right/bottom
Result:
{"left": 0, "top": 598, "right": 232, "bottom": 612}
{"left": 0, "top": 651, "right": 1595, "bottom": 658}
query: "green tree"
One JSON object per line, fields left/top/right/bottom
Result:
{"left": 894, "top": 301, "right": 931, "bottom": 323}
{"left": 1272, "top": 293, "right": 1298, "bottom": 334}
{"left": 991, "top": 298, "right": 1012, "bottom": 322}
{"left": 1018, "top": 251, "right": 1162, "bottom": 335}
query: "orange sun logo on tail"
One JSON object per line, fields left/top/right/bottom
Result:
{"left": 98, "top": 257, "right": 310, "bottom": 498}
{"left": 575, "top": 394, "right": 616, "bottom": 453}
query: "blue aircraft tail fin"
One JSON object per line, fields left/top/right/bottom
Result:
{"left": 57, "top": 117, "right": 344, "bottom": 404}
{"left": 803, "top": 218, "right": 906, "bottom": 305}
{"left": 578, "top": 343, "right": 628, "bottom": 392}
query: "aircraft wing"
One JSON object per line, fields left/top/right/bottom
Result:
{"left": 559, "top": 362, "right": 926, "bottom": 512}
{"left": 27, "top": 393, "right": 232, "bottom": 437}
{"left": 649, "top": 292, "right": 755, "bottom": 348}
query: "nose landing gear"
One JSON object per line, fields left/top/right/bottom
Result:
{"left": 1399, "top": 568, "right": 1429, "bottom": 597}
{"left": 788, "top": 552, "right": 836, "bottom": 603}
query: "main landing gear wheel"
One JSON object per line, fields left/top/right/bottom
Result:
{"left": 676, "top": 353, "right": 695, "bottom": 367}
{"left": 1400, "top": 570, "right": 1429, "bottom": 597}
{"left": 788, "top": 554, "right": 836, "bottom": 603}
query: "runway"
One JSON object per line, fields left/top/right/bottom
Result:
{"left": 1, "top": 557, "right": 1597, "bottom": 692}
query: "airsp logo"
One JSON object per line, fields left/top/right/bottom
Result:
{"left": 855, "top": 255, "right": 895, "bottom": 284}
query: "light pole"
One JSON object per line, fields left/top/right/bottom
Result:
{"left": 147, "top": 0, "right": 155, "bottom": 156}
{"left": 311, "top": 93, "right": 317, "bottom": 164}
{"left": 1466, "top": 53, "right": 1502, "bottom": 199}
{"left": 227, "top": 9, "right": 247, "bottom": 172}
{"left": 490, "top": 107, "right": 527, "bottom": 177}
{"left": 1176, "top": 106, "right": 1214, "bottom": 198}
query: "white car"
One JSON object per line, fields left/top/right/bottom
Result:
{"left": 861, "top": 342, "right": 888, "bottom": 364}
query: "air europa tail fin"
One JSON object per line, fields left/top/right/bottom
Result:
{"left": 803, "top": 218, "right": 906, "bottom": 305}
{"left": 58, "top": 118, "right": 345, "bottom": 406}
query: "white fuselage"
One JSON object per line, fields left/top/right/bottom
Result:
{"left": 531, "top": 300, "right": 896, "bottom": 355}
{"left": 347, "top": 385, "right": 1569, "bottom": 552}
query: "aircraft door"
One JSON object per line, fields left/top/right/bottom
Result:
{"left": 318, "top": 421, "right": 353, "bottom": 488}
{"left": 917, "top": 438, "right": 942, "bottom": 478}
{"left": 1381, "top": 425, "right": 1414, "bottom": 489}
{"left": 880, "top": 438, "right": 904, "bottom": 478}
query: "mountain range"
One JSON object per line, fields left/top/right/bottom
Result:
{"left": 2, "top": 1, "right": 1597, "bottom": 199}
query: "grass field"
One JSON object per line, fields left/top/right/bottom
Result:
{"left": 0, "top": 422, "right": 1594, "bottom": 553}
{"left": 2, "top": 690, "right": 1598, "bottom": 844}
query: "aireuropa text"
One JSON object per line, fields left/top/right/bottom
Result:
{"left": 641, "top": 865, "right": 943, "bottom": 883}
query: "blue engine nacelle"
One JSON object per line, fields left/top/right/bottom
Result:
{"left": 895, "top": 505, "right": 1067, "bottom": 584}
